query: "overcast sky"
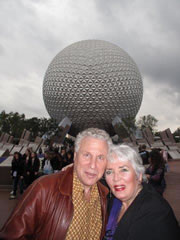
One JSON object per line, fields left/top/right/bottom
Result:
{"left": 0, "top": 0, "right": 179, "bottom": 132}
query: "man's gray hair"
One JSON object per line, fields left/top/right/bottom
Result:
{"left": 108, "top": 144, "right": 146, "bottom": 181}
{"left": 75, "top": 128, "right": 112, "bottom": 153}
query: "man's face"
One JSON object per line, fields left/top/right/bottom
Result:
{"left": 74, "top": 136, "right": 108, "bottom": 191}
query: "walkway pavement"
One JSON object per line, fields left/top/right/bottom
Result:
{"left": 0, "top": 188, "right": 18, "bottom": 229}
{"left": 164, "top": 160, "right": 180, "bottom": 223}
{"left": 0, "top": 160, "right": 180, "bottom": 229}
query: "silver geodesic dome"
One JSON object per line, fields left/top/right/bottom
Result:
{"left": 43, "top": 40, "right": 143, "bottom": 136}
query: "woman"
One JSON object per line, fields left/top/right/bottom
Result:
{"left": 42, "top": 151, "right": 53, "bottom": 175}
{"left": 10, "top": 152, "right": 24, "bottom": 199}
{"left": 60, "top": 148, "right": 69, "bottom": 168}
{"left": 50, "top": 148, "right": 62, "bottom": 173}
{"left": 66, "top": 151, "right": 73, "bottom": 164}
{"left": 23, "top": 148, "right": 32, "bottom": 188}
{"left": 29, "top": 151, "right": 40, "bottom": 183}
{"left": 146, "top": 148, "right": 166, "bottom": 195}
{"left": 104, "top": 144, "right": 180, "bottom": 240}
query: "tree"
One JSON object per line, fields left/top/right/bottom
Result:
{"left": 38, "top": 118, "right": 58, "bottom": 136}
{"left": 173, "top": 127, "right": 180, "bottom": 142}
{"left": 113, "top": 116, "right": 137, "bottom": 140}
{"left": 136, "top": 114, "right": 158, "bottom": 133}
{"left": 0, "top": 110, "right": 58, "bottom": 141}
{"left": 0, "top": 111, "right": 25, "bottom": 137}
{"left": 0, "top": 110, "right": 10, "bottom": 133}
{"left": 24, "top": 117, "right": 40, "bottom": 139}
{"left": 24, "top": 117, "right": 58, "bottom": 140}
{"left": 8, "top": 112, "right": 25, "bottom": 138}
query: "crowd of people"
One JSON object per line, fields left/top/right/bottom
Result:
{"left": 10, "top": 144, "right": 74, "bottom": 199}
{"left": 1, "top": 129, "right": 179, "bottom": 239}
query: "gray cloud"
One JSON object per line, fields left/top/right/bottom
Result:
{"left": 93, "top": 0, "right": 180, "bottom": 89}
{"left": 0, "top": 0, "right": 179, "bottom": 131}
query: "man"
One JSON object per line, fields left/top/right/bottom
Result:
{"left": 139, "top": 144, "right": 149, "bottom": 165}
{"left": 0, "top": 128, "right": 112, "bottom": 240}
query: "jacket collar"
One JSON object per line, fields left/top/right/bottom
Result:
{"left": 97, "top": 181, "right": 109, "bottom": 200}
{"left": 58, "top": 166, "right": 74, "bottom": 196}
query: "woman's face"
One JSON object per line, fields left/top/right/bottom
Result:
{"left": 26, "top": 149, "right": 30, "bottom": 155}
{"left": 105, "top": 156, "right": 142, "bottom": 205}
{"left": 67, "top": 153, "right": 71, "bottom": 159}
{"left": 14, "top": 153, "right": 19, "bottom": 159}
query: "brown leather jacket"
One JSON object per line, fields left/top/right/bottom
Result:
{"left": 0, "top": 166, "right": 108, "bottom": 240}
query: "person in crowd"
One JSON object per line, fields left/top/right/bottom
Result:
{"left": 60, "top": 147, "right": 69, "bottom": 168}
{"left": 0, "top": 128, "right": 112, "bottom": 239}
{"left": 29, "top": 151, "right": 40, "bottom": 183}
{"left": 139, "top": 144, "right": 149, "bottom": 166}
{"left": 51, "top": 148, "right": 63, "bottom": 173}
{"left": 41, "top": 151, "right": 54, "bottom": 175}
{"left": 145, "top": 148, "right": 166, "bottom": 195}
{"left": 66, "top": 150, "right": 73, "bottom": 164}
{"left": 22, "top": 148, "right": 32, "bottom": 188}
{"left": 38, "top": 147, "right": 43, "bottom": 155}
{"left": 160, "top": 148, "right": 169, "bottom": 172}
{"left": 10, "top": 152, "right": 24, "bottom": 199}
{"left": 104, "top": 144, "right": 180, "bottom": 240}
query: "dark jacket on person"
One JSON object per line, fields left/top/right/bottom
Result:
{"left": 139, "top": 150, "right": 149, "bottom": 165}
{"left": 11, "top": 156, "right": 24, "bottom": 177}
{"left": 145, "top": 165, "right": 166, "bottom": 194}
{"left": 51, "top": 153, "right": 62, "bottom": 171}
{"left": 109, "top": 183, "right": 180, "bottom": 240}
{"left": 22, "top": 154, "right": 32, "bottom": 173}
{"left": 0, "top": 166, "right": 108, "bottom": 240}
{"left": 30, "top": 157, "right": 40, "bottom": 173}
{"left": 28, "top": 157, "right": 40, "bottom": 183}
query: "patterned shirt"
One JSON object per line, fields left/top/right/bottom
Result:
{"left": 66, "top": 172, "right": 102, "bottom": 240}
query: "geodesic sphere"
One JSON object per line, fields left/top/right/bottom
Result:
{"left": 43, "top": 40, "right": 143, "bottom": 136}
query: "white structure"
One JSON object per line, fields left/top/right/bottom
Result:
{"left": 43, "top": 40, "right": 143, "bottom": 136}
